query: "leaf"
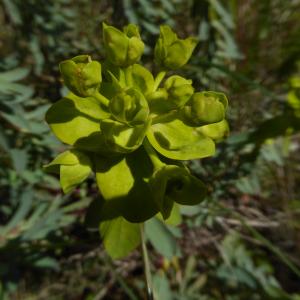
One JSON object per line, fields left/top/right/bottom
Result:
{"left": 44, "top": 150, "right": 92, "bottom": 193}
{"left": 33, "top": 257, "right": 60, "bottom": 271}
{"left": 0, "top": 68, "right": 30, "bottom": 82}
{"left": 95, "top": 147, "right": 158, "bottom": 222}
{"left": 101, "top": 118, "right": 151, "bottom": 153}
{"left": 44, "top": 149, "right": 80, "bottom": 167}
{"left": 160, "top": 203, "right": 182, "bottom": 226}
{"left": 153, "top": 273, "right": 173, "bottom": 300}
{"left": 131, "top": 64, "right": 154, "bottom": 95}
{"left": 198, "top": 119, "right": 229, "bottom": 141}
{"left": 2, "top": 0, "right": 22, "bottom": 25}
{"left": 149, "top": 164, "right": 207, "bottom": 218}
{"left": 145, "top": 218, "right": 179, "bottom": 259}
{"left": 100, "top": 217, "right": 140, "bottom": 259}
{"left": 10, "top": 148, "right": 28, "bottom": 173}
{"left": 45, "top": 93, "right": 108, "bottom": 152}
{"left": 60, "top": 161, "right": 91, "bottom": 194}
{"left": 3, "top": 189, "right": 33, "bottom": 234}
{"left": 147, "top": 119, "right": 215, "bottom": 160}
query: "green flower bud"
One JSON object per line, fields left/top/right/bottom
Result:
{"left": 149, "top": 164, "right": 207, "bottom": 219}
{"left": 154, "top": 25, "right": 198, "bottom": 70}
{"left": 103, "top": 23, "right": 144, "bottom": 67}
{"left": 164, "top": 75, "right": 194, "bottom": 108}
{"left": 109, "top": 88, "right": 149, "bottom": 126}
{"left": 183, "top": 91, "right": 228, "bottom": 126}
{"left": 59, "top": 55, "right": 102, "bottom": 97}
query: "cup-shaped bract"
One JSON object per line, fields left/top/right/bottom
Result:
{"left": 198, "top": 119, "right": 230, "bottom": 142}
{"left": 164, "top": 75, "right": 194, "bottom": 108}
{"left": 149, "top": 164, "right": 207, "bottom": 219}
{"left": 183, "top": 91, "right": 228, "bottom": 126}
{"left": 154, "top": 25, "right": 198, "bottom": 70}
{"left": 59, "top": 55, "right": 102, "bottom": 97}
{"left": 103, "top": 23, "right": 144, "bottom": 67}
{"left": 109, "top": 88, "right": 149, "bottom": 126}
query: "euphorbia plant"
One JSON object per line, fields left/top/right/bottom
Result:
{"left": 44, "top": 23, "right": 229, "bottom": 297}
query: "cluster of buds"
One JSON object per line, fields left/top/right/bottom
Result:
{"left": 45, "top": 23, "right": 229, "bottom": 258}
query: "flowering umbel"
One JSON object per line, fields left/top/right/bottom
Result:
{"left": 44, "top": 23, "right": 229, "bottom": 259}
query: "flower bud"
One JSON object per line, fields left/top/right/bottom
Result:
{"left": 183, "top": 91, "right": 228, "bottom": 126}
{"left": 154, "top": 25, "right": 197, "bottom": 70}
{"left": 103, "top": 23, "right": 144, "bottom": 67}
{"left": 109, "top": 88, "right": 149, "bottom": 126}
{"left": 59, "top": 55, "right": 102, "bottom": 97}
{"left": 149, "top": 164, "right": 206, "bottom": 219}
{"left": 164, "top": 75, "right": 194, "bottom": 108}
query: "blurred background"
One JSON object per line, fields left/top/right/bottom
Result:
{"left": 0, "top": 0, "right": 300, "bottom": 299}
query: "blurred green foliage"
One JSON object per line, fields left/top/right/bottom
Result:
{"left": 0, "top": 0, "right": 300, "bottom": 299}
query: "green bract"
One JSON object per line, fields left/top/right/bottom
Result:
{"left": 164, "top": 75, "right": 194, "bottom": 109}
{"left": 149, "top": 164, "right": 206, "bottom": 219}
{"left": 103, "top": 23, "right": 144, "bottom": 67}
{"left": 183, "top": 91, "right": 228, "bottom": 126}
{"left": 44, "top": 23, "right": 229, "bottom": 259}
{"left": 59, "top": 55, "right": 102, "bottom": 97}
{"left": 109, "top": 88, "right": 149, "bottom": 126}
{"left": 154, "top": 25, "right": 198, "bottom": 70}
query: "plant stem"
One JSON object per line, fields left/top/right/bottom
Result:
{"left": 140, "top": 223, "right": 154, "bottom": 300}
{"left": 124, "top": 65, "right": 133, "bottom": 87}
{"left": 153, "top": 71, "right": 166, "bottom": 92}
{"left": 151, "top": 109, "right": 178, "bottom": 125}
{"left": 143, "top": 138, "right": 165, "bottom": 170}
{"left": 94, "top": 92, "right": 110, "bottom": 107}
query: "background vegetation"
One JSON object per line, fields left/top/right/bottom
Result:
{"left": 0, "top": 0, "right": 300, "bottom": 299}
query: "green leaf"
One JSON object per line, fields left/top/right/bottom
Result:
{"left": 10, "top": 148, "right": 28, "bottom": 173}
{"left": 156, "top": 203, "right": 182, "bottom": 226}
{"left": 198, "top": 119, "right": 229, "bottom": 141}
{"left": 153, "top": 273, "right": 173, "bottom": 300}
{"left": 149, "top": 164, "right": 207, "bottom": 216}
{"left": 60, "top": 162, "right": 91, "bottom": 194}
{"left": 131, "top": 64, "right": 154, "bottom": 95}
{"left": 145, "top": 218, "right": 179, "bottom": 259}
{"left": 0, "top": 67, "right": 30, "bottom": 82}
{"left": 45, "top": 93, "right": 109, "bottom": 152}
{"left": 95, "top": 147, "right": 158, "bottom": 222}
{"left": 147, "top": 118, "right": 215, "bottom": 160}
{"left": 101, "top": 118, "right": 151, "bottom": 153}
{"left": 100, "top": 217, "right": 140, "bottom": 259}
{"left": 44, "top": 149, "right": 92, "bottom": 193}
{"left": 44, "top": 149, "right": 81, "bottom": 167}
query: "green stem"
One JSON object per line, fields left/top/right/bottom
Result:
{"left": 143, "top": 138, "right": 165, "bottom": 170}
{"left": 151, "top": 109, "right": 178, "bottom": 125}
{"left": 140, "top": 223, "right": 154, "bottom": 300}
{"left": 124, "top": 65, "right": 133, "bottom": 87}
{"left": 94, "top": 92, "right": 110, "bottom": 107}
{"left": 153, "top": 71, "right": 166, "bottom": 92}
